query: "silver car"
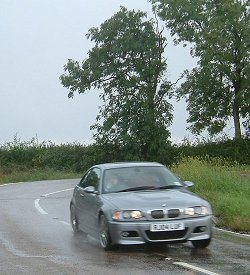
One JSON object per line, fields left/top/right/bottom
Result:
{"left": 70, "top": 162, "right": 212, "bottom": 250}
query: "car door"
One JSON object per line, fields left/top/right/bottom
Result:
{"left": 74, "top": 172, "right": 89, "bottom": 232}
{"left": 77, "top": 168, "right": 101, "bottom": 233}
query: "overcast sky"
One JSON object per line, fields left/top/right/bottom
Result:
{"left": 1, "top": 0, "right": 204, "bottom": 145}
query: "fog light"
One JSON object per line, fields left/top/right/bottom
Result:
{"left": 194, "top": 226, "right": 207, "bottom": 233}
{"left": 200, "top": 226, "right": 206, "bottom": 232}
{"left": 121, "top": 231, "right": 130, "bottom": 237}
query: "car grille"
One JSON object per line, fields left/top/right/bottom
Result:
{"left": 151, "top": 210, "right": 164, "bottom": 219}
{"left": 150, "top": 209, "right": 181, "bottom": 219}
{"left": 145, "top": 228, "right": 188, "bottom": 241}
{"left": 167, "top": 209, "right": 180, "bottom": 218}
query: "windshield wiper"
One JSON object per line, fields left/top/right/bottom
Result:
{"left": 152, "top": 185, "right": 182, "bottom": 190}
{"left": 117, "top": 186, "right": 157, "bottom": 192}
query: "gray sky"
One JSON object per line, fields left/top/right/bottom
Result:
{"left": 1, "top": 0, "right": 203, "bottom": 145}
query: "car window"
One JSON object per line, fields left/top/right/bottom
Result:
{"left": 102, "top": 166, "right": 182, "bottom": 193}
{"left": 79, "top": 168, "right": 100, "bottom": 189}
{"left": 103, "top": 170, "right": 124, "bottom": 193}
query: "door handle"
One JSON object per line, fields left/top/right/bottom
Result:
{"left": 80, "top": 194, "right": 85, "bottom": 197}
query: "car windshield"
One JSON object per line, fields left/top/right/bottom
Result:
{"left": 102, "top": 166, "right": 183, "bottom": 194}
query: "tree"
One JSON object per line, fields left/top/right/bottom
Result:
{"left": 151, "top": 0, "right": 250, "bottom": 138}
{"left": 60, "top": 6, "right": 173, "bottom": 160}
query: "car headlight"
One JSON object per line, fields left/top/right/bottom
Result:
{"left": 184, "top": 206, "right": 209, "bottom": 216}
{"left": 112, "top": 210, "right": 144, "bottom": 220}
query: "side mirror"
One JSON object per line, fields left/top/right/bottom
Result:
{"left": 183, "top": 181, "right": 194, "bottom": 188}
{"left": 83, "top": 186, "right": 97, "bottom": 194}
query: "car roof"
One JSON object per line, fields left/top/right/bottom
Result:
{"left": 94, "top": 161, "right": 164, "bottom": 170}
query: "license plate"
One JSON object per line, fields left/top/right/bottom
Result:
{"left": 150, "top": 222, "right": 184, "bottom": 232}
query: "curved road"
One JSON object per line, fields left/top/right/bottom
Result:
{"left": 0, "top": 179, "right": 249, "bottom": 275}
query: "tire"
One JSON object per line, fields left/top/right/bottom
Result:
{"left": 99, "top": 214, "right": 114, "bottom": 251}
{"left": 70, "top": 204, "right": 80, "bottom": 234}
{"left": 191, "top": 238, "right": 211, "bottom": 248}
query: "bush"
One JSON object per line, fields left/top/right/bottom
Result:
{"left": 175, "top": 137, "right": 250, "bottom": 165}
{"left": 0, "top": 136, "right": 249, "bottom": 178}
{"left": 0, "top": 137, "right": 98, "bottom": 174}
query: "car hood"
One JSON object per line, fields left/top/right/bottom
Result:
{"left": 101, "top": 188, "right": 209, "bottom": 210}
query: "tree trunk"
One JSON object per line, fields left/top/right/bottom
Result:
{"left": 232, "top": 100, "right": 241, "bottom": 139}
{"left": 232, "top": 76, "right": 242, "bottom": 139}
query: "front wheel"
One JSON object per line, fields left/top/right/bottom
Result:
{"left": 70, "top": 204, "right": 80, "bottom": 234}
{"left": 99, "top": 215, "right": 116, "bottom": 251}
{"left": 191, "top": 238, "right": 211, "bottom": 248}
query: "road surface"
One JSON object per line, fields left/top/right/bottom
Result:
{"left": 0, "top": 179, "right": 249, "bottom": 274}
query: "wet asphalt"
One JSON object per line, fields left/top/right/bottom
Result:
{"left": 0, "top": 179, "right": 249, "bottom": 275}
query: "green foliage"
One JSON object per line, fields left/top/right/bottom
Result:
{"left": 171, "top": 157, "right": 250, "bottom": 232}
{"left": 93, "top": 141, "right": 177, "bottom": 166}
{"left": 0, "top": 137, "right": 97, "bottom": 174}
{"left": 0, "top": 168, "right": 80, "bottom": 184}
{"left": 175, "top": 137, "right": 250, "bottom": 165}
{"left": 151, "top": 0, "right": 250, "bottom": 138}
{"left": 60, "top": 6, "right": 173, "bottom": 160}
{"left": 0, "top": 136, "right": 45, "bottom": 169}
{"left": 32, "top": 143, "right": 97, "bottom": 173}
{"left": 1, "top": 136, "right": 249, "bottom": 178}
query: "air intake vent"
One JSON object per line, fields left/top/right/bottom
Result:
{"left": 151, "top": 210, "right": 164, "bottom": 219}
{"left": 168, "top": 209, "right": 180, "bottom": 218}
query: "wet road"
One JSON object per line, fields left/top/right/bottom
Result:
{"left": 0, "top": 179, "right": 249, "bottom": 275}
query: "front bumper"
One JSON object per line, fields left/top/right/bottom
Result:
{"left": 108, "top": 215, "right": 212, "bottom": 245}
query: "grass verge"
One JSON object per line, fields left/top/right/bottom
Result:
{"left": 0, "top": 168, "right": 81, "bottom": 184}
{"left": 171, "top": 157, "right": 250, "bottom": 233}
